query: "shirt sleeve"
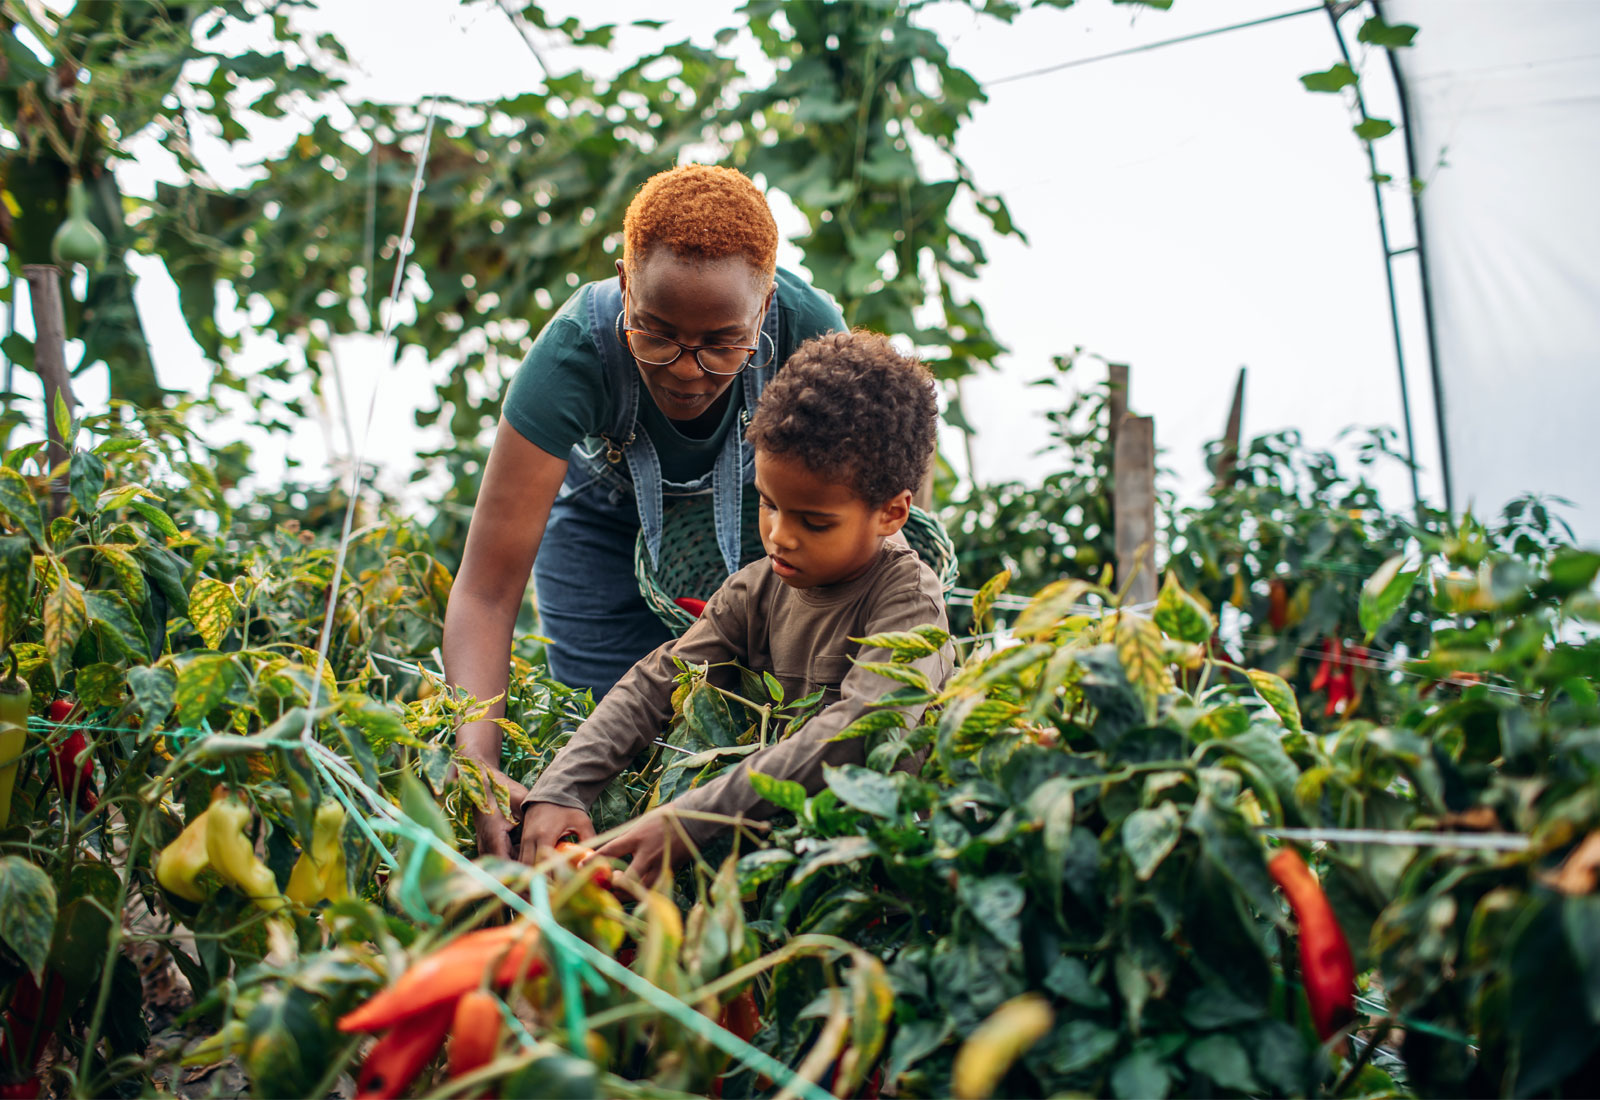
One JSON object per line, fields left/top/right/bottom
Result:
{"left": 667, "top": 576, "right": 952, "bottom": 844}
{"left": 523, "top": 573, "right": 755, "bottom": 814}
{"left": 501, "top": 289, "right": 609, "bottom": 459}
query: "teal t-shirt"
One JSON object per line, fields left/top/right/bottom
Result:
{"left": 502, "top": 268, "right": 845, "bottom": 483}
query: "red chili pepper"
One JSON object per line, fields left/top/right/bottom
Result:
{"left": 355, "top": 1002, "right": 453, "bottom": 1100}
{"left": 673, "top": 597, "right": 707, "bottom": 618}
{"left": 0, "top": 1080, "right": 40, "bottom": 1099}
{"left": 718, "top": 988, "right": 761, "bottom": 1043}
{"left": 1268, "top": 580, "right": 1290, "bottom": 631}
{"left": 339, "top": 926, "right": 544, "bottom": 1034}
{"left": 1324, "top": 670, "right": 1356, "bottom": 718}
{"left": 46, "top": 700, "right": 96, "bottom": 814}
{"left": 1310, "top": 638, "right": 1339, "bottom": 693}
{"left": 1, "top": 971, "right": 66, "bottom": 1084}
{"left": 1268, "top": 848, "right": 1356, "bottom": 1041}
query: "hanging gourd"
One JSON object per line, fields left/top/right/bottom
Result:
{"left": 50, "top": 175, "right": 106, "bottom": 269}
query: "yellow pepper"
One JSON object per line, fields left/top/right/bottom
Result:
{"left": 205, "top": 791, "right": 287, "bottom": 914}
{"left": 0, "top": 653, "right": 33, "bottom": 829}
{"left": 286, "top": 799, "right": 348, "bottom": 906}
{"left": 154, "top": 805, "right": 214, "bottom": 902}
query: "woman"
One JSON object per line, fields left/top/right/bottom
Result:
{"left": 443, "top": 165, "right": 845, "bottom": 858}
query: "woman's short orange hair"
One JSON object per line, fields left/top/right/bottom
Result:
{"left": 623, "top": 164, "right": 778, "bottom": 277}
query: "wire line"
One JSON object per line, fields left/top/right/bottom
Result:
{"left": 986, "top": 5, "right": 1325, "bottom": 86}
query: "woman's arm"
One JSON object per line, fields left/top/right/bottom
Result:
{"left": 443, "top": 418, "right": 570, "bottom": 857}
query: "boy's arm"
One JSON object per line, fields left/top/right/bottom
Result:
{"left": 666, "top": 584, "right": 952, "bottom": 845}
{"left": 518, "top": 576, "right": 752, "bottom": 846}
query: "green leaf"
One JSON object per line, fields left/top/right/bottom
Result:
{"left": 0, "top": 468, "right": 45, "bottom": 546}
{"left": 74, "top": 662, "right": 123, "bottom": 708}
{"left": 0, "top": 856, "right": 58, "bottom": 982}
{"left": 174, "top": 653, "right": 236, "bottom": 725}
{"left": 68, "top": 451, "right": 105, "bottom": 517}
{"left": 829, "top": 709, "right": 905, "bottom": 743}
{"left": 1045, "top": 1019, "right": 1120, "bottom": 1074}
{"left": 127, "top": 665, "right": 176, "bottom": 736}
{"left": 0, "top": 536, "right": 33, "bottom": 647}
{"left": 95, "top": 544, "right": 148, "bottom": 608}
{"left": 1563, "top": 894, "right": 1600, "bottom": 1024}
{"left": 1357, "top": 16, "right": 1418, "bottom": 48}
{"left": 129, "top": 499, "right": 180, "bottom": 538}
{"left": 1186, "top": 1034, "right": 1257, "bottom": 1092}
{"left": 851, "top": 629, "right": 944, "bottom": 660}
{"left": 824, "top": 764, "right": 899, "bottom": 818}
{"left": 1115, "top": 613, "right": 1166, "bottom": 721}
{"left": 188, "top": 577, "right": 237, "bottom": 650}
{"left": 45, "top": 568, "right": 88, "bottom": 682}
{"left": 85, "top": 590, "right": 148, "bottom": 661}
{"left": 972, "top": 568, "right": 1010, "bottom": 630}
{"left": 1359, "top": 554, "right": 1419, "bottom": 639}
{"left": 1300, "top": 63, "right": 1357, "bottom": 93}
{"left": 1123, "top": 802, "right": 1183, "bottom": 881}
{"left": 1154, "top": 572, "right": 1213, "bottom": 644}
{"left": 749, "top": 771, "right": 808, "bottom": 814}
{"left": 1246, "top": 669, "right": 1302, "bottom": 734}
{"left": 399, "top": 772, "right": 456, "bottom": 850}
{"left": 244, "top": 985, "right": 330, "bottom": 1097}
{"left": 1354, "top": 116, "right": 1396, "bottom": 142}
{"left": 762, "top": 669, "right": 784, "bottom": 703}
{"left": 851, "top": 660, "right": 932, "bottom": 691}
{"left": 1112, "top": 1049, "right": 1172, "bottom": 1100}
{"left": 52, "top": 392, "right": 72, "bottom": 449}
{"left": 957, "top": 875, "right": 1025, "bottom": 950}
{"left": 1013, "top": 578, "right": 1090, "bottom": 637}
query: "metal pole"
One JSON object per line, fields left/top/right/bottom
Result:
{"left": 1375, "top": 0, "right": 1453, "bottom": 515}
{"left": 1325, "top": 2, "right": 1423, "bottom": 514}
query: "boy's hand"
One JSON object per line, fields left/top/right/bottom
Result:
{"left": 520, "top": 801, "right": 596, "bottom": 865}
{"left": 594, "top": 809, "right": 693, "bottom": 889}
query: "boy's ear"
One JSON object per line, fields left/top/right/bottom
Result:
{"left": 876, "top": 490, "right": 912, "bottom": 537}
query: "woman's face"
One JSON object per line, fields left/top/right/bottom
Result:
{"left": 616, "top": 252, "right": 773, "bottom": 422}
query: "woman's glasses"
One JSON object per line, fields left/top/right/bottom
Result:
{"left": 620, "top": 289, "right": 767, "bottom": 377}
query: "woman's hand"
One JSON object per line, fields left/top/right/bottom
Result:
{"left": 593, "top": 809, "right": 692, "bottom": 889}
{"left": 519, "top": 802, "right": 597, "bottom": 864}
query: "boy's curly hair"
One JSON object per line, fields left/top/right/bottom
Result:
{"left": 623, "top": 164, "right": 778, "bottom": 277}
{"left": 747, "top": 330, "right": 937, "bottom": 505}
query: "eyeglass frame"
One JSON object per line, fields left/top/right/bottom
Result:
{"left": 616, "top": 286, "right": 773, "bottom": 377}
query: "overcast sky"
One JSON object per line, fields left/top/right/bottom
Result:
{"left": 12, "top": 0, "right": 1447, "bottom": 522}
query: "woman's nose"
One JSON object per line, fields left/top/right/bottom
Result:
{"left": 665, "top": 354, "right": 705, "bottom": 383}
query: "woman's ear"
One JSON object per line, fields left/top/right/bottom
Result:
{"left": 616, "top": 259, "right": 628, "bottom": 290}
{"left": 876, "top": 490, "right": 912, "bottom": 537}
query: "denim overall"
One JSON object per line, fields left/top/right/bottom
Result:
{"left": 531, "top": 277, "right": 780, "bottom": 697}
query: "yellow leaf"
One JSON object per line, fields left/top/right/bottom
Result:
{"left": 1114, "top": 612, "right": 1166, "bottom": 721}
{"left": 952, "top": 994, "right": 1054, "bottom": 1099}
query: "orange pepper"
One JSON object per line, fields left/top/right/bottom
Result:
{"left": 1268, "top": 848, "right": 1356, "bottom": 1041}
{"left": 554, "top": 840, "right": 613, "bottom": 889}
{"left": 339, "top": 925, "right": 544, "bottom": 1034}
{"left": 447, "top": 989, "right": 503, "bottom": 1083}
{"left": 354, "top": 1002, "right": 453, "bottom": 1100}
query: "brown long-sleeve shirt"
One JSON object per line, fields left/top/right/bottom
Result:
{"left": 524, "top": 540, "right": 953, "bottom": 842}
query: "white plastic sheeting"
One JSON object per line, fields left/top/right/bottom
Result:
{"left": 1387, "top": 0, "right": 1600, "bottom": 545}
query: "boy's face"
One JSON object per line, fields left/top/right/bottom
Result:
{"left": 753, "top": 449, "right": 910, "bottom": 589}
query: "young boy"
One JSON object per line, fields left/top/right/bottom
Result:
{"left": 518, "top": 330, "right": 955, "bottom": 883}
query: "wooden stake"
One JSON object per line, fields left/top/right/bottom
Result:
{"left": 1107, "top": 362, "right": 1129, "bottom": 458}
{"left": 22, "top": 264, "right": 75, "bottom": 517}
{"left": 1212, "top": 365, "right": 1247, "bottom": 492}
{"left": 1114, "top": 414, "right": 1157, "bottom": 606}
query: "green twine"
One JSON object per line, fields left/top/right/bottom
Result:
{"left": 529, "top": 871, "right": 591, "bottom": 1053}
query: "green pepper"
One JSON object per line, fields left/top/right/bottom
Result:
{"left": 0, "top": 653, "right": 32, "bottom": 830}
